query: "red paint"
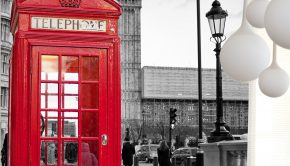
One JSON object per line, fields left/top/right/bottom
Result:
{"left": 9, "top": 1, "right": 121, "bottom": 166}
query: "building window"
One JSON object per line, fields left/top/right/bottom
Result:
{"left": 2, "top": 53, "right": 9, "bottom": 75}
{"left": 1, "top": 18, "right": 11, "bottom": 43}
{"left": 1, "top": 87, "right": 8, "bottom": 108}
{"left": 1, "top": 0, "right": 12, "bottom": 14}
{"left": 188, "top": 115, "right": 194, "bottom": 121}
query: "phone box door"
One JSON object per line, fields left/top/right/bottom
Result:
{"left": 31, "top": 46, "right": 108, "bottom": 166}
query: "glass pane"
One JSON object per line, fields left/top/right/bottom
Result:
{"left": 40, "top": 112, "right": 45, "bottom": 137}
{"left": 40, "top": 141, "right": 58, "bottom": 165}
{"left": 221, "top": 17, "right": 226, "bottom": 34}
{"left": 63, "top": 96, "right": 78, "bottom": 109}
{"left": 41, "top": 55, "right": 59, "bottom": 81}
{"left": 62, "top": 113, "right": 78, "bottom": 137}
{"left": 41, "top": 83, "right": 58, "bottom": 93}
{"left": 81, "top": 112, "right": 99, "bottom": 137}
{"left": 48, "top": 84, "right": 58, "bottom": 93}
{"left": 41, "top": 111, "right": 58, "bottom": 137}
{"left": 64, "top": 73, "right": 79, "bottom": 81}
{"left": 47, "top": 111, "right": 58, "bottom": 117}
{"left": 64, "top": 141, "right": 78, "bottom": 165}
{"left": 81, "top": 84, "right": 99, "bottom": 109}
{"left": 41, "top": 84, "right": 45, "bottom": 93}
{"left": 41, "top": 95, "right": 45, "bottom": 109}
{"left": 48, "top": 120, "right": 58, "bottom": 137}
{"left": 64, "top": 112, "right": 78, "bottom": 118}
{"left": 62, "top": 56, "right": 79, "bottom": 81}
{"left": 208, "top": 19, "right": 215, "bottom": 35}
{"left": 63, "top": 119, "right": 78, "bottom": 137}
{"left": 81, "top": 141, "right": 98, "bottom": 166}
{"left": 82, "top": 57, "right": 99, "bottom": 81}
{"left": 214, "top": 16, "right": 221, "bottom": 34}
{"left": 48, "top": 96, "right": 58, "bottom": 108}
{"left": 62, "top": 83, "right": 79, "bottom": 109}
{"left": 64, "top": 84, "right": 78, "bottom": 94}
{"left": 41, "top": 83, "right": 59, "bottom": 109}
{"left": 41, "top": 95, "right": 58, "bottom": 109}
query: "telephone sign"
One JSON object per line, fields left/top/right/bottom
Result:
{"left": 31, "top": 17, "right": 107, "bottom": 32}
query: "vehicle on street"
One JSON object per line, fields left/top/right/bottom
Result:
{"left": 136, "top": 144, "right": 159, "bottom": 163}
{"left": 171, "top": 147, "right": 198, "bottom": 166}
{"left": 232, "top": 134, "right": 247, "bottom": 140}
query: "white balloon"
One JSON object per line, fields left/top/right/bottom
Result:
{"left": 246, "top": 0, "right": 269, "bottom": 28}
{"left": 265, "top": 0, "right": 290, "bottom": 49}
{"left": 220, "top": 32, "right": 270, "bottom": 82}
{"left": 259, "top": 65, "right": 289, "bottom": 97}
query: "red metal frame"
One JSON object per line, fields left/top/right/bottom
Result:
{"left": 9, "top": 1, "right": 121, "bottom": 166}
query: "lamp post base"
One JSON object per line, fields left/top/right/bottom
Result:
{"left": 207, "top": 134, "right": 234, "bottom": 143}
{"left": 207, "top": 124, "right": 234, "bottom": 143}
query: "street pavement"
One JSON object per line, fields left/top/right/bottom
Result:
{"left": 137, "top": 161, "right": 152, "bottom": 166}
{"left": 121, "top": 161, "right": 152, "bottom": 166}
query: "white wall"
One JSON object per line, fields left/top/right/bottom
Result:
{"left": 249, "top": 23, "right": 290, "bottom": 166}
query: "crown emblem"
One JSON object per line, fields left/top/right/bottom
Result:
{"left": 59, "top": 0, "right": 81, "bottom": 8}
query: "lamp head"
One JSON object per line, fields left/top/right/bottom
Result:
{"left": 206, "top": 0, "right": 228, "bottom": 38}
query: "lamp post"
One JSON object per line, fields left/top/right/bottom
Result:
{"left": 206, "top": 0, "right": 233, "bottom": 143}
{"left": 196, "top": 1, "right": 205, "bottom": 165}
{"left": 196, "top": 0, "right": 203, "bottom": 144}
{"left": 142, "top": 109, "right": 146, "bottom": 139}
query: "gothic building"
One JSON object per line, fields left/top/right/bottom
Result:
{"left": 0, "top": 0, "right": 12, "bottom": 144}
{"left": 117, "top": 0, "right": 142, "bottom": 121}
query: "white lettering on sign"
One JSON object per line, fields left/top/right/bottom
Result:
{"left": 31, "top": 17, "right": 107, "bottom": 32}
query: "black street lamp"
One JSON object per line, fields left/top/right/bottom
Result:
{"left": 142, "top": 109, "right": 146, "bottom": 139}
{"left": 196, "top": 0, "right": 203, "bottom": 144}
{"left": 206, "top": 0, "right": 233, "bottom": 143}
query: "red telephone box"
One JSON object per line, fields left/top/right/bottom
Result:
{"left": 9, "top": 0, "right": 121, "bottom": 166}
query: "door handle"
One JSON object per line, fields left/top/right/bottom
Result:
{"left": 101, "top": 134, "right": 108, "bottom": 146}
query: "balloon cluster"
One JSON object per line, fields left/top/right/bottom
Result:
{"left": 220, "top": 0, "right": 289, "bottom": 97}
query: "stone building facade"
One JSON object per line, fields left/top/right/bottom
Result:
{"left": 141, "top": 66, "right": 248, "bottom": 136}
{"left": 117, "top": 0, "right": 142, "bottom": 121}
{"left": 0, "top": 0, "right": 12, "bottom": 145}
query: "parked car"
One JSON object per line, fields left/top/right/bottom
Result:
{"left": 171, "top": 147, "right": 198, "bottom": 166}
{"left": 136, "top": 144, "right": 159, "bottom": 163}
{"left": 232, "top": 134, "right": 247, "bottom": 140}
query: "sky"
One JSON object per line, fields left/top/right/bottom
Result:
{"left": 141, "top": 0, "right": 244, "bottom": 68}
